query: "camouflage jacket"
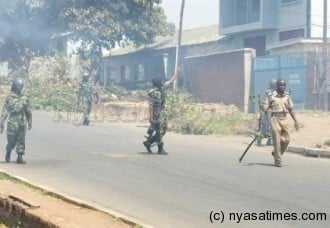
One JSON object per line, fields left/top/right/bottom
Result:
{"left": 1, "top": 91, "right": 32, "bottom": 126}
{"left": 78, "top": 81, "right": 93, "bottom": 101}
{"left": 148, "top": 81, "right": 171, "bottom": 121}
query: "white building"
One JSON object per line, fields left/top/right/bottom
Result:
{"left": 219, "top": 0, "right": 330, "bottom": 56}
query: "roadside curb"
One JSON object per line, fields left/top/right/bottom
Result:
{"left": 288, "top": 146, "right": 330, "bottom": 158}
{"left": 0, "top": 171, "right": 151, "bottom": 228}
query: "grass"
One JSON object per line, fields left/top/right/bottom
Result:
{"left": 323, "top": 139, "right": 330, "bottom": 147}
{"left": 0, "top": 172, "right": 47, "bottom": 195}
{"left": 0, "top": 172, "right": 10, "bottom": 180}
{"left": 0, "top": 217, "right": 7, "bottom": 227}
{"left": 170, "top": 112, "right": 255, "bottom": 135}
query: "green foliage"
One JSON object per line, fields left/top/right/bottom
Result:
{"left": 323, "top": 139, "right": 330, "bottom": 147}
{"left": 134, "top": 82, "right": 151, "bottom": 98}
{"left": 61, "top": 0, "right": 175, "bottom": 49}
{"left": 1, "top": 0, "right": 174, "bottom": 75}
{"left": 24, "top": 75, "right": 79, "bottom": 112}
{"left": 170, "top": 110, "right": 250, "bottom": 135}
{"left": 165, "top": 90, "right": 196, "bottom": 120}
{"left": 0, "top": 0, "right": 64, "bottom": 70}
{"left": 0, "top": 172, "right": 10, "bottom": 180}
{"left": 52, "top": 55, "right": 70, "bottom": 78}
{"left": 105, "top": 82, "right": 129, "bottom": 97}
{"left": 164, "top": 90, "right": 252, "bottom": 135}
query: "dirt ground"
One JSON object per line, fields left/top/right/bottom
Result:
{"left": 288, "top": 110, "right": 330, "bottom": 149}
{"left": 0, "top": 178, "right": 134, "bottom": 228}
{"left": 0, "top": 111, "right": 329, "bottom": 228}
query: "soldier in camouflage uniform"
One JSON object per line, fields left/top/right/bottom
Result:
{"left": 256, "top": 79, "right": 277, "bottom": 146}
{"left": 78, "top": 70, "right": 99, "bottom": 126}
{"left": 143, "top": 69, "right": 180, "bottom": 154}
{"left": 0, "top": 78, "right": 32, "bottom": 164}
{"left": 262, "top": 79, "right": 299, "bottom": 167}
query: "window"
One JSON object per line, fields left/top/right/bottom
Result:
{"left": 120, "top": 65, "right": 133, "bottom": 83}
{"left": 124, "top": 66, "right": 131, "bottom": 82}
{"left": 120, "top": 65, "right": 125, "bottom": 83}
{"left": 236, "top": 0, "right": 247, "bottom": 25}
{"left": 107, "top": 67, "right": 116, "bottom": 82}
{"left": 244, "top": 35, "right": 266, "bottom": 56}
{"left": 137, "top": 64, "right": 145, "bottom": 82}
{"left": 279, "top": 28, "right": 304, "bottom": 41}
{"left": 221, "top": 0, "right": 260, "bottom": 27}
{"left": 248, "top": 0, "right": 260, "bottom": 23}
{"left": 281, "top": 0, "right": 300, "bottom": 4}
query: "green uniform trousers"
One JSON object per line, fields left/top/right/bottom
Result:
{"left": 82, "top": 99, "right": 92, "bottom": 120}
{"left": 148, "top": 118, "right": 168, "bottom": 145}
{"left": 6, "top": 122, "right": 26, "bottom": 155}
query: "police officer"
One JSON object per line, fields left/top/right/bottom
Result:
{"left": 257, "top": 79, "right": 277, "bottom": 146}
{"left": 262, "top": 79, "right": 299, "bottom": 167}
{"left": 0, "top": 77, "right": 32, "bottom": 164}
{"left": 78, "top": 70, "right": 99, "bottom": 126}
{"left": 267, "top": 79, "right": 277, "bottom": 96}
{"left": 143, "top": 68, "right": 180, "bottom": 154}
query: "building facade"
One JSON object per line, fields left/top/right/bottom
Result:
{"left": 101, "top": 25, "right": 232, "bottom": 89}
{"left": 220, "top": 0, "right": 330, "bottom": 110}
{"left": 99, "top": 1, "right": 330, "bottom": 111}
{"left": 219, "top": 0, "right": 329, "bottom": 55}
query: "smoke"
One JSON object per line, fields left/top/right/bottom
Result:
{"left": 0, "top": 0, "right": 66, "bottom": 48}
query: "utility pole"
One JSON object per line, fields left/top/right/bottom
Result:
{"left": 174, "top": 0, "right": 185, "bottom": 91}
{"left": 322, "top": 0, "right": 328, "bottom": 109}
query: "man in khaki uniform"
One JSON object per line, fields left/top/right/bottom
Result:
{"left": 262, "top": 79, "right": 299, "bottom": 167}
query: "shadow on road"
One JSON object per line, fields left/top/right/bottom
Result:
{"left": 245, "top": 162, "right": 276, "bottom": 167}
{"left": 137, "top": 152, "right": 168, "bottom": 156}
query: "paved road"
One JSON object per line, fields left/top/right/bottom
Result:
{"left": 0, "top": 112, "right": 329, "bottom": 228}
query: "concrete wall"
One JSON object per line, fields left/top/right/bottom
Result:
{"left": 184, "top": 48, "right": 256, "bottom": 112}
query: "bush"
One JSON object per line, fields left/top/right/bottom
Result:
{"left": 323, "top": 139, "right": 330, "bottom": 147}
{"left": 24, "top": 75, "right": 79, "bottom": 112}
{"left": 164, "top": 90, "right": 253, "bottom": 135}
{"left": 105, "top": 82, "right": 129, "bottom": 97}
{"left": 170, "top": 111, "right": 252, "bottom": 135}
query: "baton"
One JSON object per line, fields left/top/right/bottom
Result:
{"left": 239, "top": 136, "right": 258, "bottom": 163}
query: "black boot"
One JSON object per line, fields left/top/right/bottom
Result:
{"left": 83, "top": 118, "right": 90, "bottom": 125}
{"left": 143, "top": 141, "right": 152, "bottom": 153}
{"left": 266, "top": 138, "right": 273, "bottom": 146}
{"left": 5, "top": 150, "right": 11, "bottom": 163}
{"left": 256, "top": 138, "right": 262, "bottom": 146}
{"left": 157, "top": 143, "right": 168, "bottom": 155}
{"left": 145, "top": 128, "right": 154, "bottom": 139}
{"left": 16, "top": 154, "right": 26, "bottom": 164}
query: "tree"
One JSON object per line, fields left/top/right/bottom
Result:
{"left": 0, "top": 0, "right": 175, "bottom": 77}
{"left": 60, "top": 0, "right": 175, "bottom": 77}
{"left": 0, "top": 0, "right": 66, "bottom": 74}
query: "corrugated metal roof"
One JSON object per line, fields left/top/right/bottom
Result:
{"left": 110, "top": 24, "right": 222, "bottom": 56}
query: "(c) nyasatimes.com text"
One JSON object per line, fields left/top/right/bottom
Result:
{"left": 209, "top": 210, "right": 327, "bottom": 224}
